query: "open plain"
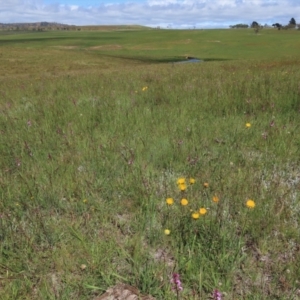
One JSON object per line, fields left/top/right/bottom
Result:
{"left": 1, "top": 27, "right": 300, "bottom": 299}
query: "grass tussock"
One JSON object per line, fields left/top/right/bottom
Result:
{"left": 0, "top": 29, "right": 300, "bottom": 299}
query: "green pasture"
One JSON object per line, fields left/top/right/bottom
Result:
{"left": 0, "top": 28, "right": 300, "bottom": 77}
{"left": 0, "top": 28, "right": 300, "bottom": 299}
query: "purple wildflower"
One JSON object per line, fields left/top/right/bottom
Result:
{"left": 171, "top": 273, "right": 183, "bottom": 292}
{"left": 213, "top": 289, "right": 222, "bottom": 300}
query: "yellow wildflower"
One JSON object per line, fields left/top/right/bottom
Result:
{"left": 246, "top": 199, "right": 255, "bottom": 209}
{"left": 83, "top": 199, "right": 88, "bottom": 203}
{"left": 212, "top": 195, "right": 219, "bottom": 203}
{"left": 192, "top": 212, "right": 200, "bottom": 219}
{"left": 166, "top": 198, "right": 174, "bottom": 205}
{"left": 142, "top": 86, "right": 148, "bottom": 91}
{"left": 179, "top": 183, "right": 187, "bottom": 191}
{"left": 199, "top": 208, "right": 207, "bottom": 215}
{"left": 203, "top": 182, "right": 209, "bottom": 188}
{"left": 180, "top": 198, "right": 188, "bottom": 206}
{"left": 189, "top": 178, "right": 196, "bottom": 184}
{"left": 177, "top": 178, "right": 185, "bottom": 185}
{"left": 245, "top": 123, "right": 251, "bottom": 128}
{"left": 164, "top": 229, "right": 171, "bottom": 235}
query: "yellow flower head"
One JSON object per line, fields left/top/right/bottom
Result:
{"left": 246, "top": 199, "right": 256, "bottom": 209}
{"left": 142, "top": 86, "right": 148, "bottom": 91}
{"left": 212, "top": 195, "right": 219, "bottom": 203}
{"left": 192, "top": 212, "right": 200, "bottom": 219}
{"left": 166, "top": 198, "right": 174, "bottom": 205}
{"left": 164, "top": 229, "right": 171, "bottom": 235}
{"left": 189, "top": 178, "right": 196, "bottom": 184}
{"left": 245, "top": 123, "right": 251, "bottom": 128}
{"left": 199, "top": 208, "right": 207, "bottom": 215}
{"left": 203, "top": 182, "right": 209, "bottom": 188}
{"left": 180, "top": 198, "right": 188, "bottom": 206}
{"left": 177, "top": 178, "right": 185, "bottom": 185}
{"left": 83, "top": 199, "right": 88, "bottom": 203}
{"left": 179, "top": 183, "right": 187, "bottom": 191}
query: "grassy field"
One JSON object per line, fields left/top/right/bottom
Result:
{"left": 0, "top": 27, "right": 300, "bottom": 299}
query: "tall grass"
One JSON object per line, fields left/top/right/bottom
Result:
{"left": 0, "top": 29, "right": 300, "bottom": 299}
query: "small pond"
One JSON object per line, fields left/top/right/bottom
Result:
{"left": 173, "top": 58, "right": 203, "bottom": 64}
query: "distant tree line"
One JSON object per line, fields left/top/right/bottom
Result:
{"left": 0, "top": 22, "right": 81, "bottom": 31}
{"left": 272, "top": 18, "right": 297, "bottom": 30}
{"left": 229, "top": 24, "right": 249, "bottom": 29}
{"left": 230, "top": 18, "right": 299, "bottom": 31}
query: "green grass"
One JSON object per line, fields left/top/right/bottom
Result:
{"left": 0, "top": 28, "right": 300, "bottom": 299}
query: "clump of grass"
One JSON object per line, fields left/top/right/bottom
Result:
{"left": 155, "top": 177, "right": 259, "bottom": 298}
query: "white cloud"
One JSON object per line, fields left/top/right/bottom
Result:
{"left": 0, "top": 0, "right": 299, "bottom": 28}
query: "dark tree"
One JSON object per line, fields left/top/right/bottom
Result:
{"left": 272, "top": 23, "right": 282, "bottom": 30}
{"left": 289, "top": 18, "right": 296, "bottom": 26}
{"left": 250, "top": 21, "right": 262, "bottom": 33}
{"left": 251, "top": 21, "right": 259, "bottom": 28}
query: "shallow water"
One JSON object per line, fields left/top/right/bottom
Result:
{"left": 174, "top": 58, "right": 203, "bottom": 64}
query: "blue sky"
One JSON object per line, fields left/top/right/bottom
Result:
{"left": 0, "top": 0, "right": 299, "bottom": 29}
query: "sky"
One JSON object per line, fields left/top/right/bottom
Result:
{"left": 0, "top": 0, "right": 299, "bottom": 29}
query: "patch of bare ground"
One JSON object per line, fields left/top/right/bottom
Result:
{"left": 94, "top": 283, "right": 156, "bottom": 300}
{"left": 149, "top": 247, "right": 175, "bottom": 270}
{"left": 170, "top": 39, "right": 191, "bottom": 44}
{"left": 233, "top": 238, "right": 300, "bottom": 298}
{"left": 89, "top": 45, "right": 123, "bottom": 50}
{"left": 52, "top": 46, "right": 79, "bottom": 49}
